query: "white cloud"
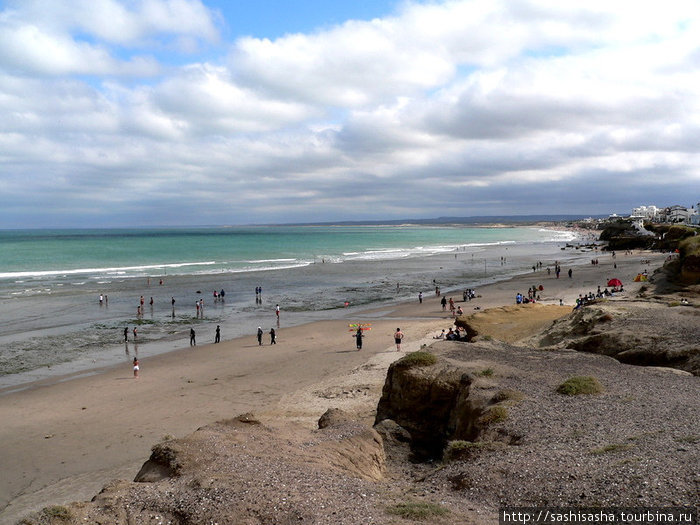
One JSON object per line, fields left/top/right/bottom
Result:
{"left": 151, "top": 64, "right": 319, "bottom": 133}
{"left": 0, "top": 0, "right": 699, "bottom": 226}
{"left": 0, "top": 22, "right": 161, "bottom": 76}
{"left": 0, "top": 0, "right": 218, "bottom": 76}
{"left": 3, "top": 0, "right": 219, "bottom": 46}
{"left": 229, "top": 16, "right": 455, "bottom": 107}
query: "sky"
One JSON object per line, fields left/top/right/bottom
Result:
{"left": 1, "top": 0, "right": 699, "bottom": 228}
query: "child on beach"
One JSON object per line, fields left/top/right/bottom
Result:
{"left": 355, "top": 327, "right": 364, "bottom": 350}
{"left": 133, "top": 357, "right": 139, "bottom": 378}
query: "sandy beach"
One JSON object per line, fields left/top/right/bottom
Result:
{"left": 0, "top": 247, "right": 665, "bottom": 524}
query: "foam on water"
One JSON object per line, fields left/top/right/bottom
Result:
{"left": 0, "top": 225, "right": 587, "bottom": 387}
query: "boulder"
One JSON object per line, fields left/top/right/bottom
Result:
{"left": 375, "top": 356, "right": 481, "bottom": 459}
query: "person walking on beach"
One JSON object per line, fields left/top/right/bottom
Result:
{"left": 394, "top": 328, "right": 404, "bottom": 351}
{"left": 568, "top": 268, "right": 573, "bottom": 278}
{"left": 269, "top": 327, "right": 276, "bottom": 344}
{"left": 275, "top": 304, "right": 280, "bottom": 321}
{"left": 355, "top": 327, "right": 364, "bottom": 350}
{"left": 257, "top": 327, "right": 263, "bottom": 346}
{"left": 133, "top": 326, "right": 138, "bottom": 340}
{"left": 190, "top": 328, "right": 196, "bottom": 346}
{"left": 418, "top": 291, "right": 423, "bottom": 304}
{"left": 215, "top": 325, "right": 220, "bottom": 343}
{"left": 124, "top": 326, "right": 129, "bottom": 342}
{"left": 133, "top": 357, "right": 139, "bottom": 378}
{"left": 441, "top": 296, "right": 447, "bottom": 311}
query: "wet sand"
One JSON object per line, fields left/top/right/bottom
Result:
{"left": 0, "top": 248, "right": 664, "bottom": 523}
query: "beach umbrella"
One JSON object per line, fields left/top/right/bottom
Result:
{"left": 607, "top": 278, "right": 622, "bottom": 287}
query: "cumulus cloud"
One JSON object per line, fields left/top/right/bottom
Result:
{"left": 0, "top": 0, "right": 218, "bottom": 76}
{"left": 0, "top": 0, "right": 698, "bottom": 227}
{"left": 3, "top": 0, "right": 219, "bottom": 46}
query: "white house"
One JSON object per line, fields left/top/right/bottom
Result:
{"left": 690, "top": 204, "right": 700, "bottom": 225}
{"left": 665, "top": 205, "right": 690, "bottom": 223}
{"left": 631, "top": 205, "right": 660, "bottom": 221}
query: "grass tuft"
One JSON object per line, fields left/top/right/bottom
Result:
{"left": 43, "top": 505, "right": 72, "bottom": 520}
{"left": 674, "top": 435, "right": 699, "bottom": 444}
{"left": 491, "top": 389, "right": 524, "bottom": 404}
{"left": 557, "top": 376, "right": 603, "bottom": 396}
{"left": 444, "top": 440, "right": 505, "bottom": 461}
{"left": 478, "top": 405, "right": 508, "bottom": 425}
{"left": 395, "top": 351, "right": 437, "bottom": 368}
{"left": 386, "top": 501, "right": 449, "bottom": 520}
{"left": 476, "top": 367, "right": 494, "bottom": 377}
{"left": 590, "top": 443, "right": 634, "bottom": 455}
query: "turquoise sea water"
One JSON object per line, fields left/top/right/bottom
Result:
{"left": 0, "top": 225, "right": 579, "bottom": 387}
{"left": 0, "top": 225, "right": 566, "bottom": 281}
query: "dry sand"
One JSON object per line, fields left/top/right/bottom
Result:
{"left": 0, "top": 248, "right": 665, "bottom": 524}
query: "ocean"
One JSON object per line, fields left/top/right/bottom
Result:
{"left": 0, "top": 225, "right": 581, "bottom": 388}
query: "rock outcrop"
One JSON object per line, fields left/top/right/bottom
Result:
{"left": 374, "top": 351, "right": 517, "bottom": 459}
{"left": 529, "top": 301, "right": 699, "bottom": 375}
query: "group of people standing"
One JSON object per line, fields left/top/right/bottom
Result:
{"left": 257, "top": 326, "right": 276, "bottom": 345}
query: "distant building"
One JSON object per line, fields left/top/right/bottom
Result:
{"left": 631, "top": 205, "right": 660, "bottom": 221}
{"left": 665, "top": 205, "right": 690, "bottom": 223}
{"left": 690, "top": 204, "right": 699, "bottom": 225}
{"left": 629, "top": 202, "right": 699, "bottom": 225}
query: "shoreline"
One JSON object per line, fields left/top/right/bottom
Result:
{"left": 0, "top": 230, "right": 586, "bottom": 390}
{"left": 0, "top": 246, "right": 666, "bottom": 523}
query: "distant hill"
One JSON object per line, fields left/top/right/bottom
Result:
{"left": 283, "top": 215, "right": 611, "bottom": 226}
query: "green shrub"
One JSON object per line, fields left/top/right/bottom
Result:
{"left": 476, "top": 367, "right": 494, "bottom": 377}
{"left": 386, "top": 501, "right": 449, "bottom": 520}
{"left": 491, "top": 389, "right": 524, "bottom": 404}
{"left": 678, "top": 235, "right": 700, "bottom": 257}
{"left": 667, "top": 225, "right": 696, "bottom": 242}
{"left": 43, "top": 505, "right": 72, "bottom": 520}
{"left": 395, "top": 351, "right": 437, "bottom": 368}
{"left": 557, "top": 376, "right": 603, "bottom": 396}
{"left": 478, "top": 405, "right": 508, "bottom": 425}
